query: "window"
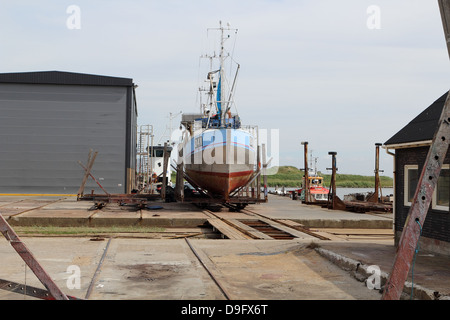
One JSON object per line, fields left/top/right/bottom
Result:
{"left": 148, "top": 149, "right": 164, "bottom": 158}
{"left": 433, "top": 165, "right": 449, "bottom": 211}
{"left": 404, "top": 164, "right": 449, "bottom": 211}
{"left": 404, "top": 165, "right": 418, "bottom": 206}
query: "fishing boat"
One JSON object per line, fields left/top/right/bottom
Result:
{"left": 180, "top": 22, "right": 258, "bottom": 200}
{"left": 292, "top": 160, "right": 329, "bottom": 202}
{"left": 299, "top": 174, "right": 330, "bottom": 202}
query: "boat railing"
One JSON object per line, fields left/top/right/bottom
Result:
{"left": 199, "top": 116, "right": 241, "bottom": 129}
{"left": 193, "top": 119, "right": 203, "bottom": 132}
{"left": 241, "top": 125, "right": 258, "bottom": 138}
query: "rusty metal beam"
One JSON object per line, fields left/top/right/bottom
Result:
{"left": 326, "top": 152, "right": 346, "bottom": 210}
{"left": 78, "top": 193, "right": 161, "bottom": 206}
{"left": 301, "top": 142, "right": 311, "bottom": 203}
{"left": 439, "top": 0, "right": 450, "bottom": 59}
{"left": 382, "top": 92, "right": 450, "bottom": 300}
{"left": 256, "top": 144, "right": 261, "bottom": 200}
{"left": 262, "top": 143, "right": 269, "bottom": 201}
{"left": 0, "top": 279, "right": 80, "bottom": 300}
{"left": 0, "top": 214, "right": 69, "bottom": 300}
{"left": 382, "top": 1, "right": 450, "bottom": 299}
{"left": 161, "top": 142, "right": 169, "bottom": 201}
{"left": 368, "top": 143, "right": 383, "bottom": 203}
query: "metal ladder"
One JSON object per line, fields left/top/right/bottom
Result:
{"left": 381, "top": 0, "right": 450, "bottom": 300}
{"left": 137, "top": 125, "right": 154, "bottom": 193}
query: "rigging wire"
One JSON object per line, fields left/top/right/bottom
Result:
{"left": 410, "top": 218, "right": 423, "bottom": 300}
{"left": 24, "top": 263, "right": 27, "bottom": 300}
{"left": 229, "top": 28, "right": 238, "bottom": 79}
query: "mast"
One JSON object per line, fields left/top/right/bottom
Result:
{"left": 219, "top": 21, "right": 225, "bottom": 126}
{"left": 203, "top": 21, "right": 238, "bottom": 127}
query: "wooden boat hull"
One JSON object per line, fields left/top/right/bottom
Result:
{"left": 185, "top": 167, "right": 254, "bottom": 198}
{"left": 182, "top": 128, "right": 256, "bottom": 198}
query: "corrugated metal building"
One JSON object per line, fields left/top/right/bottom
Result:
{"left": 0, "top": 71, "right": 137, "bottom": 195}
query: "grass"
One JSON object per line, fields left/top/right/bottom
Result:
{"left": 325, "top": 174, "right": 393, "bottom": 188}
{"left": 264, "top": 166, "right": 304, "bottom": 187}
{"left": 14, "top": 225, "right": 166, "bottom": 236}
{"left": 171, "top": 165, "right": 394, "bottom": 188}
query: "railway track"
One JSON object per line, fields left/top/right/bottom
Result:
{"left": 184, "top": 238, "right": 232, "bottom": 300}
{"left": 202, "top": 208, "right": 330, "bottom": 241}
{"left": 184, "top": 208, "right": 336, "bottom": 300}
{"left": 201, "top": 206, "right": 394, "bottom": 243}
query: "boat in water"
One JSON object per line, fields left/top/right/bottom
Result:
{"left": 180, "top": 22, "right": 258, "bottom": 200}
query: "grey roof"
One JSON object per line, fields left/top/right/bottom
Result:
{"left": 0, "top": 71, "right": 133, "bottom": 87}
{"left": 384, "top": 91, "right": 448, "bottom": 146}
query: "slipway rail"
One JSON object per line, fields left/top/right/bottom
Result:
{"left": 203, "top": 208, "right": 330, "bottom": 241}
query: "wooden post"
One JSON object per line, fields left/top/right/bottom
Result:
{"left": 77, "top": 150, "right": 98, "bottom": 198}
{"left": 77, "top": 161, "right": 110, "bottom": 196}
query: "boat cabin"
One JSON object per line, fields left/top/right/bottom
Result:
{"left": 310, "top": 176, "right": 324, "bottom": 187}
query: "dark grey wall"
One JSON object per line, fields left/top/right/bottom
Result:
{"left": 0, "top": 83, "right": 129, "bottom": 194}
{"left": 395, "top": 147, "right": 450, "bottom": 244}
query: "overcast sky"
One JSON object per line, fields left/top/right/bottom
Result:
{"left": 1, "top": 0, "right": 449, "bottom": 177}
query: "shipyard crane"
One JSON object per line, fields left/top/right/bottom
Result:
{"left": 381, "top": 0, "right": 450, "bottom": 300}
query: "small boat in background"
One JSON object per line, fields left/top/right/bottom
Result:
{"left": 298, "top": 174, "right": 329, "bottom": 202}
{"left": 291, "top": 161, "right": 329, "bottom": 202}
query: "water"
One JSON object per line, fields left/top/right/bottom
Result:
{"left": 336, "top": 187, "right": 393, "bottom": 200}
{"left": 268, "top": 187, "right": 393, "bottom": 199}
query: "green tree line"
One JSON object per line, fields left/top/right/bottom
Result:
{"left": 171, "top": 166, "right": 393, "bottom": 188}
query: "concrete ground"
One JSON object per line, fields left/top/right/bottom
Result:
{"left": 0, "top": 194, "right": 448, "bottom": 300}
{"left": 0, "top": 194, "right": 392, "bottom": 229}
{"left": 246, "top": 194, "right": 393, "bottom": 229}
{"left": 0, "top": 238, "right": 381, "bottom": 300}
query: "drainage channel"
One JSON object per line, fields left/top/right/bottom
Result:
{"left": 239, "top": 220, "right": 296, "bottom": 240}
